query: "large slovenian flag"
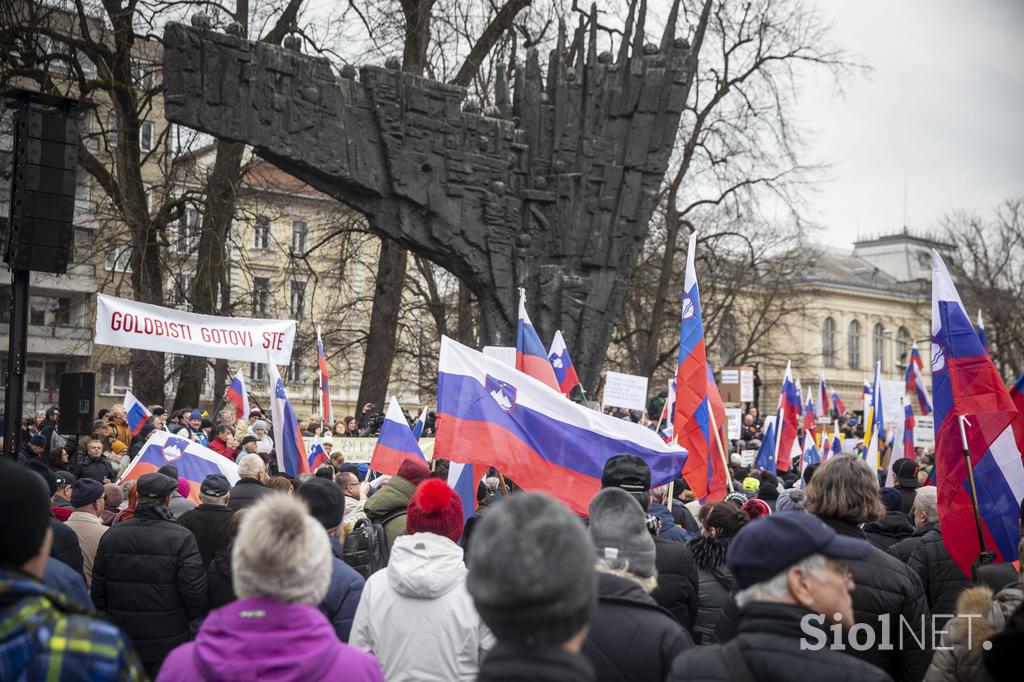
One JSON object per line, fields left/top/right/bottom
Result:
{"left": 673, "top": 233, "right": 717, "bottom": 500}
{"left": 123, "top": 390, "right": 151, "bottom": 436}
{"left": 548, "top": 330, "right": 582, "bottom": 397}
{"left": 118, "top": 430, "right": 239, "bottom": 503}
{"left": 436, "top": 336, "right": 685, "bottom": 516}
{"left": 370, "top": 396, "right": 428, "bottom": 476}
{"left": 931, "top": 250, "right": 1024, "bottom": 574}
{"left": 516, "top": 290, "right": 561, "bottom": 392}
{"left": 905, "top": 342, "right": 934, "bottom": 415}
{"left": 817, "top": 374, "right": 831, "bottom": 418}
{"left": 268, "top": 360, "right": 309, "bottom": 478}
{"left": 831, "top": 388, "right": 846, "bottom": 418}
{"left": 225, "top": 369, "right": 250, "bottom": 421}
{"left": 316, "top": 327, "right": 335, "bottom": 427}
{"left": 773, "top": 362, "right": 800, "bottom": 473}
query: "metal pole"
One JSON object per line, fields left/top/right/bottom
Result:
{"left": 3, "top": 268, "right": 30, "bottom": 459}
{"left": 958, "top": 415, "right": 987, "bottom": 555}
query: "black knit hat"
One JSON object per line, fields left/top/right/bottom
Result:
{"left": 467, "top": 493, "right": 596, "bottom": 647}
{"left": 601, "top": 454, "right": 651, "bottom": 493}
{"left": 0, "top": 459, "right": 52, "bottom": 568}
{"left": 296, "top": 477, "right": 344, "bottom": 531}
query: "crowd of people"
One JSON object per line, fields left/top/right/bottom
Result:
{"left": 3, "top": 397, "right": 1023, "bottom": 682}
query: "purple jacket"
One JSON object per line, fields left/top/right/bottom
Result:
{"left": 157, "top": 597, "right": 385, "bottom": 682}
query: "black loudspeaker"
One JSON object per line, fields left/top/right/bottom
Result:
{"left": 4, "top": 108, "right": 76, "bottom": 273}
{"left": 58, "top": 372, "right": 95, "bottom": 435}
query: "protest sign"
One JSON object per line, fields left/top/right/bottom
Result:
{"left": 95, "top": 294, "right": 295, "bottom": 365}
{"left": 740, "top": 369, "right": 754, "bottom": 402}
{"left": 601, "top": 371, "right": 649, "bottom": 411}
{"left": 725, "top": 407, "right": 743, "bottom": 440}
{"left": 333, "top": 437, "right": 437, "bottom": 464}
{"left": 914, "top": 415, "right": 934, "bottom": 448}
{"left": 740, "top": 449, "right": 756, "bottom": 467}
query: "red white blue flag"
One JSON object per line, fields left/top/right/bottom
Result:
{"left": 931, "top": 250, "right": 1024, "bottom": 575}
{"left": 830, "top": 388, "right": 846, "bottom": 418}
{"left": 316, "top": 327, "right": 334, "bottom": 426}
{"left": 976, "top": 310, "right": 989, "bottom": 350}
{"left": 225, "top": 369, "right": 250, "bottom": 421}
{"left": 437, "top": 336, "right": 685, "bottom": 516}
{"left": 447, "top": 461, "right": 485, "bottom": 521}
{"left": 1011, "top": 373, "right": 1024, "bottom": 456}
{"left": 817, "top": 374, "right": 831, "bottom": 419}
{"left": 905, "top": 342, "right": 934, "bottom": 415}
{"left": 774, "top": 362, "right": 800, "bottom": 473}
{"left": 411, "top": 406, "right": 429, "bottom": 440}
{"left": 268, "top": 360, "right": 309, "bottom": 478}
{"left": 122, "top": 389, "right": 151, "bottom": 436}
{"left": 516, "top": 290, "right": 561, "bottom": 392}
{"left": 547, "top": 330, "right": 582, "bottom": 397}
{"left": 804, "top": 395, "right": 816, "bottom": 433}
{"left": 801, "top": 429, "right": 821, "bottom": 470}
{"left": 820, "top": 430, "right": 832, "bottom": 461}
{"left": 674, "top": 233, "right": 721, "bottom": 500}
{"left": 118, "top": 430, "right": 239, "bottom": 503}
{"left": 370, "top": 396, "right": 427, "bottom": 476}
{"left": 308, "top": 435, "right": 329, "bottom": 471}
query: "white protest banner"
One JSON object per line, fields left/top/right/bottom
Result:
{"left": 914, "top": 415, "right": 934, "bottom": 448}
{"left": 879, "top": 380, "right": 905, "bottom": 425}
{"left": 725, "top": 407, "right": 743, "bottom": 440}
{"left": 332, "top": 437, "right": 436, "bottom": 463}
{"left": 740, "top": 449, "right": 756, "bottom": 467}
{"left": 740, "top": 369, "right": 754, "bottom": 402}
{"left": 482, "top": 346, "right": 517, "bottom": 367}
{"left": 601, "top": 371, "right": 649, "bottom": 411}
{"left": 95, "top": 293, "right": 296, "bottom": 365}
{"left": 720, "top": 369, "right": 739, "bottom": 385}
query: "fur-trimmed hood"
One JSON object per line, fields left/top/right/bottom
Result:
{"left": 688, "top": 535, "right": 730, "bottom": 573}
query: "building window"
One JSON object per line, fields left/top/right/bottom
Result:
{"left": 822, "top": 317, "right": 836, "bottom": 368}
{"left": 873, "top": 323, "right": 885, "bottom": 370}
{"left": 847, "top": 320, "right": 861, "bottom": 369}
{"left": 44, "top": 361, "right": 67, "bottom": 391}
{"left": 105, "top": 245, "right": 132, "bottom": 272}
{"left": 81, "top": 110, "right": 99, "bottom": 151}
{"left": 249, "top": 362, "right": 267, "bottom": 383}
{"left": 107, "top": 112, "right": 118, "bottom": 147}
{"left": 99, "top": 364, "right": 132, "bottom": 395}
{"left": 139, "top": 121, "right": 154, "bottom": 152}
{"left": 176, "top": 208, "right": 201, "bottom": 254}
{"left": 291, "top": 220, "right": 307, "bottom": 254}
{"left": 252, "top": 277, "right": 270, "bottom": 317}
{"left": 173, "top": 274, "right": 192, "bottom": 310}
{"left": 896, "top": 326, "right": 911, "bottom": 370}
{"left": 290, "top": 280, "right": 306, "bottom": 320}
{"left": 135, "top": 62, "right": 155, "bottom": 90}
{"left": 254, "top": 216, "right": 270, "bottom": 250}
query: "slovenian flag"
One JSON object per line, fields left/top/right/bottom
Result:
{"left": 268, "top": 360, "right": 309, "bottom": 477}
{"left": 411, "top": 406, "right": 429, "bottom": 440}
{"left": 905, "top": 342, "right": 934, "bottom": 415}
{"left": 308, "top": 435, "right": 329, "bottom": 471}
{"left": 436, "top": 336, "right": 685, "bottom": 516}
{"left": 547, "top": 330, "right": 582, "bottom": 397}
{"left": 820, "top": 431, "right": 831, "bottom": 461}
{"left": 931, "top": 250, "right": 1024, "bottom": 575}
{"left": 516, "top": 289, "right": 561, "bottom": 392}
{"left": 801, "top": 429, "right": 821, "bottom": 470}
{"left": 316, "top": 327, "right": 334, "bottom": 427}
{"left": 370, "top": 396, "right": 427, "bottom": 476}
{"left": 831, "top": 388, "right": 846, "bottom": 418}
{"left": 225, "top": 369, "right": 250, "bottom": 421}
{"left": 773, "top": 362, "right": 800, "bottom": 473}
{"left": 817, "top": 374, "right": 830, "bottom": 418}
{"left": 447, "top": 461, "right": 485, "bottom": 522}
{"left": 123, "top": 389, "right": 151, "bottom": 436}
{"left": 118, "top": 430, "right": 240, "bottom": 503}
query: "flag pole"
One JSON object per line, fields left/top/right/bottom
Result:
{"left": 497, "top": 471, "right": 511, "bottom": 497}
{"left": 707, "top": 407, "right": 735, "bottom": 492}
{"left": 957, "top": 415, "right": 988, "bottom": 555}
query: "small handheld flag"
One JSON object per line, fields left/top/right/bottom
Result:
{"left": 123, "top": 390, "right": 151, "bottom": 436}
{"left": 308, "top": 435, "right": 329, "bottom": 471}
{"left": 548, "top": 330, "right": 582, "bottom": 397}
{"left": 447, "top": 461, "right": 484, "bottom": 522}
{"left": 267, "top": 360, "right": 309, "bottom": 478}
{"left": 225, "top": 369, "right": 250, "bottom": 421}
{"left": 316, "top": 327, "right": 335, "bottom": 427}
{"left": 817, "top": 374, "right": 831, "bottom": 418}
{"left": 370, "top": 396, "right": 428, "bottom": 476}
{"left": 516, "top": 290, "right": 561, "bottom": 392}
{"left": 774, "top": 362, "right": 800, "bottom": 473}
{"left": 831, "top": 388, "right": 846, "bottom": 418}
{"left": 801, "top": 429, "right": 821, "bottom": 469}
{"left": 412, "top": 406, "right": 429, "bottom": 440}
{"left": 905, "top": 342, "right": 934, "bottom": 415}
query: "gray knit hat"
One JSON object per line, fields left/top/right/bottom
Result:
{"left": 588, "top": 487, "right": 657, "bottom": 578}
{"left": 467, "top": 493, "right": 596, "bottom": 647}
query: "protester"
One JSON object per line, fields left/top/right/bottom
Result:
{"left": 49, "top": 445, "right": 71, "bottom": 470}
{"left": 351, "top": 478, "right": 492, "bottom": 680}
{"left": 468, "top": 493, "right": 597, "bottom": 681}
{"left": 775, "top": 487, "right": 806, "bottom": 513}
{"left": 689, "top": 501, "right": 747, "bottom": 643}
{"left": 157, "top": 494, "right": 385, "bottom": 682}
{"left": 91, "top": 472, "right": 207, "bottom": 676}
{"left": 112, "top": 482, "right": 138, "bottom": 525}
{"left": 803, "top": 455, "right": 931, "bottom": 681}
{"left": 51, "top": 469, "right": 76, "bottom": 510}
{"left": 888, "top": 486, "right": 970, "bottom": 628}
{"left": 650, "top": 484, "right": 690, "bottom": 541}
{"left": 337, "top": 470, "right": 361, "bottom": 522}
{"left": 601, "top": 455, "right": 699, "bottom": 634}
{"left": 864, "top": 487, "right": 915, "bottom": 551}
{"left": 295, "top": 477, "right": 366, "bottom": 641}
{"left": 267, "top": 475, "right": 294, "bottom": 494}
{"left": 101, "top": 483, "right": 124, "bottom": 526}
{"left": 666, "top": 512, "right": 891, "bottom": 682}
{"left": 364, "top": 457, "right": 431, "bottom": 551}
{"left": 583, "top": 486, "right": 691, "bottom": 681}
{"left": 0, "top": 459, "right": 144, "bottom": 681}
{"left": 25, "top": 460, "right": 85, "bottom": 573}
{"left": 18, "top": 433, "right": 47, "bottom": 465}
{"left": 78, "top": 438, "right": 117, "bottom": 483}
{"left": 891, "top": 458, "right": 920, "bottom": 516}
{"left": 248, "top": 419, "right": 273, "bottom": 454}
{"left": 207, "top": 423, "right": 235, "bottom": 460}
{"left": 64, "top": 478, "right": 108, "bottom": 588}
{"left": 741, "top": 498, "right": 771, "bottom": 521}
{"left": 176, "top": 474, "right": 234, "bottom": 568}
{"left": 206, "top": 509, "right": 245, "bottom": 609}
{"left": 106, "top": 405, "right": 132, "bottom": 450}
{"left": 229, "top": 452, "right": 272, "bottom": 512}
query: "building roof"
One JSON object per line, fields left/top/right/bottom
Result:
{"left": 853, "top": 228, "right": 954, "bottom": 251}
{"left": 803, "top": 252, "right": 923, "bottom": 297}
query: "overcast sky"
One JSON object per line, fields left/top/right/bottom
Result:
{"left": 797, "top": 0, "right": 1024, "bottom": 249}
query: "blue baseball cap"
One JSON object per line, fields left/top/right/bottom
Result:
{"left": 727, "top": 512, "right": 871, "bottom": 589}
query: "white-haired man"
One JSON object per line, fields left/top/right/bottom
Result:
{"left": 667, "top": 513, "right": 891, "bottom": 682}
{"left": 229, "top": 454, "right": 271, "bottom": 513}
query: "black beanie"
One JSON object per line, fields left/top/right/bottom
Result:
{"left": 296, "top": 477, "right": 344, "bottom": 531}
{"left": 0, "top": 460, "right": 52, "bottom": 568}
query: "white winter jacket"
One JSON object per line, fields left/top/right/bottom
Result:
{"left": 349, "top": 532, "right": 494, "bottom": 682}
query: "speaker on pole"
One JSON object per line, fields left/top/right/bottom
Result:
{"left": 58, "top": 372, "right": 95, "bottom": 436}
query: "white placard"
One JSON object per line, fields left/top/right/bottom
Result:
{"left": 482, "top": 346, "right": 517, "bottom": 367}
{"left": 601, "top": 371, "right": 649, "bottom": 411}
{"left": 721, "top": 369, "right": 739, "bottom": 384}
{"left": 725, "top": 407, "right": 743, "bottom": 440}
{"left": 740, "top": 449, "right": 756, "bottom": 467}
{"left": 95, "top": 293, "right": 295, "bottom": 365}
{"left": 914, "top": 415, "right": 934, "bottom": 448}
{"left": 879, "top": 380, "right": 905, "bottom": 425}
{"left": 740, "top": 369, "right": 754, "bottom": 402}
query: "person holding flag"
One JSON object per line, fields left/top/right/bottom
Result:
{"left": 267, "top": 360, "right": 309, "bottom": 478}
{"left": 904, "top": 342, "right": 933, "bottom": 415}
{"left": 316, "top": 327, "right": 335, "bottom": 428}
{"left": 515, "top": 289, "right": 561, "bottom": 392}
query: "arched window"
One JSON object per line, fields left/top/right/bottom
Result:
{"left": 848, "top": 320, "right": 861, "bottom": 369}
{"left": 896, "top": 326, "right": 911, "bottom": 370}
{"left": 873, "top": 323, "right": 885, "bottom": 369}
{"left": 822, "top": 317, "right": 836, "bottom": 368}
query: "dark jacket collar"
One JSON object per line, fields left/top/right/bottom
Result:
{"left": 479, "top": 642, "right": 594, "bottom": 682}
{"left": 133, "top": 503, "right": 177, "bottom": 522}
{"left": 235, "top": 477, "right": 264, "bottom": 487}
{"left": 863, "top": 510, "right": 915, "bottom": 536}
{"left": 737, "top": 602, "right": 820, "bottom": 641}
{"left": 195, "top": 503, "right": 234, "bottom": 513}
{"left": 818, "top": 516, "right": 868, "bottom": 540}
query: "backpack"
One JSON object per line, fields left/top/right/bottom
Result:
{"left": 343, "top": 509, "right": 406, "bottom": 578}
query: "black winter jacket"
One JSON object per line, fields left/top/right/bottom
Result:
{"left": 227, "top": 477, "right": 272, "bottom": 512}
{"left": 864, "top": 511, "right": 916, "bottom": 551}
{"left": 896, "top": 485, "right": 917, "bottom": 516}
{"left": 582, "top": 572, "right": 692, "bottom": 682}
{"left": 667, "top": 602, "right": 894, "bottom": 682}
{"left": 91, "top": 503, "right": 206, "bottom": 666}
{"left": 889, "top": 523, "right": 970, "bottom": 628}
{"left": 478, "top": 642, "right": 595, "bottom": 682}
{"left": 688, "top": 535, "right": 734, "bottom": 644}
{"left": 652, "top": 537, "right": 699, "bottom": 633}
{"left": 76, "top": 457, "right": 116, "bottom": 483}
{"left": 176, "top": 504, "right": 234, "bottom": 568}
{"left": 206, "top": 545, "right": 235, "bottom": 609}
{"left": 50, "top": 516, "right": 83, "bottom": 575}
